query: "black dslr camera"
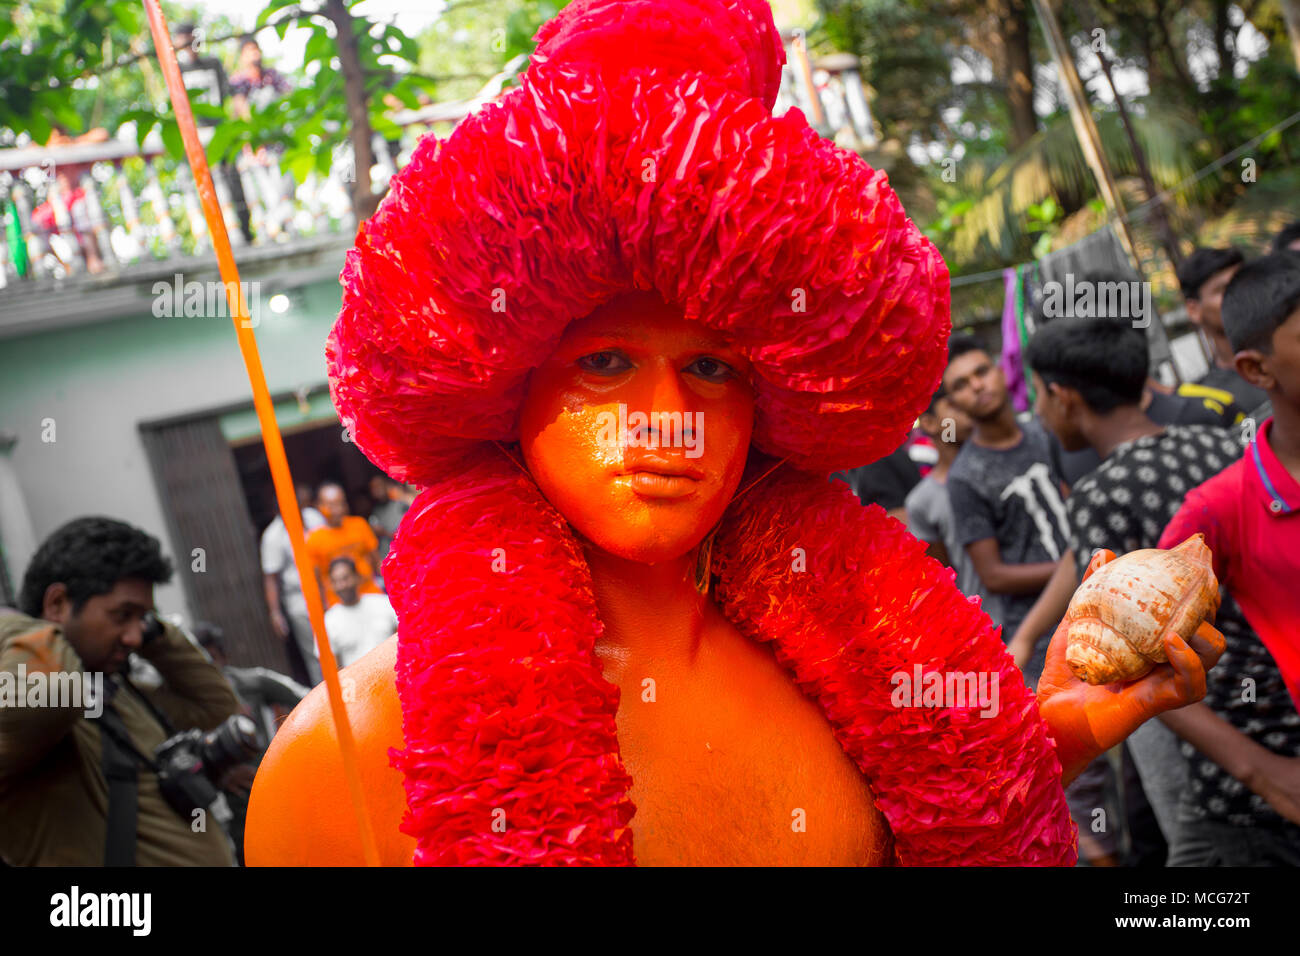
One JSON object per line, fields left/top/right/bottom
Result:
{"left": 154, "top": 715, "right": 260, "bottom": 819}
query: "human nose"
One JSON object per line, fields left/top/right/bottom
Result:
{"left": 121, "top": 618, "right": 145, "bottom": 650}
{"left": 626, "top": 361, "right": 691, "bottom": 441}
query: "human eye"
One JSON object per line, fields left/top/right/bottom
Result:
{"left": 577, "top": 351, "right": 633, "bottom": 375}
{"left": 685, "top": 356, "right": 735, "bottom": 383}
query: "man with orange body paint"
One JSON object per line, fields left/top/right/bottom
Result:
{"left": 246, "top": 0, "right": 1224, "bottom": 866}
{"left": 247, "top": 297, "right": 1223, "bottom": 867}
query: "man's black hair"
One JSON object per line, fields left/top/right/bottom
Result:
{"left": 1024, "top": 317, "right": 1148, "bottom": 413}
{"left": 18, "top": 517, "right": 173, "bottom": 618}
{"left": 1273, "top": 220, "right": 1300, "bottom": 253}
{"left": 947, "top": 332, "right": 987, "bottom": 366}
{"left": 1222, "top": 252, "right": 1300, "bottom": 354}
{"left": 328, "top": 556, "right": 358, "bottom": 576}
{"left": 1177, "top": 247, "right": 1245, "bottom": 300}
{"left": 194, "top": 621, "right": 224, "bottom": 654}
{"left": 922, "top": 383, "right": 947, "bottom": 415}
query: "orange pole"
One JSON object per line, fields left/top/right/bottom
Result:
{"left": 141, "top": 0, "right": 380, "bottom": 866}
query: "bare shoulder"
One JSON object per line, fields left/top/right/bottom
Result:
{"left": 245, "top": 636, "right": 414, "bottom": 866}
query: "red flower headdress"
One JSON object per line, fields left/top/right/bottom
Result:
{"left": 327, "top": 0, "right": 1077, "bottom": 865}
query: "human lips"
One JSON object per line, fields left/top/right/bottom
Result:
{"left": 619, "top": 455, "right": 704, "bottom": 499}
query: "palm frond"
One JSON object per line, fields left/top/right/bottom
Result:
{"left": 945, "top": 108, "right": 1206, "bottom": 264}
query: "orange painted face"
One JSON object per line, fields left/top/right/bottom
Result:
{"left": 519, "top": 293, "right": 755, "bottom": 564}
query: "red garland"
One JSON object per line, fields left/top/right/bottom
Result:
{"left": 384, "top": 451, "right": 1078, "bottom": 866}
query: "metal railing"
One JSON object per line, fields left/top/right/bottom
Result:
{"left": 0, "top": 41, "right": 872, "bottom": 291}
{"left": 0, "top": 130, "right": 360, "bottom": 287}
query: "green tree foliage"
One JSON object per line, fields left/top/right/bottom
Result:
{"left": 815, "top": 0, "right": 1300, "bottom": 286}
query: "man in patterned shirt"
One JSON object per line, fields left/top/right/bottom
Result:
{"left": 1020, "top": 315, "right": 1300, "bottom": 864}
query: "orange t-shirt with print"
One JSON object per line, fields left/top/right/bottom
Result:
{"left": 306, "top": 517, "right": 382, "bottom": 607}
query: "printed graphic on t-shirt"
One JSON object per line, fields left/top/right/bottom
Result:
{"left": 998, "top": 461, "right": 1070, "bottom": 560}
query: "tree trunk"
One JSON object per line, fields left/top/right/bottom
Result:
{"left": 1151, "top": 0, "right": 1194, "bottom": 92}
{"left": 1001, "top": 0, "right": 1039, "bottom": 149}
{"left": 324, "top": 0, "right": 379, "bottom": 222}
{"left": 1212, "top": 0, "right": 1235, "bottom": 80}
{"left": 1281, "top": 0, "right": 1300, "bottom": 74}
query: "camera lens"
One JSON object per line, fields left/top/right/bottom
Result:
{"left": 198, "top": 715, "right": 261, "bottom": 777}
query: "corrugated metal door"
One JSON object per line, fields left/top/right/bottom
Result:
{"left": 139, "top": 416, "right": 285, "bottom": 670}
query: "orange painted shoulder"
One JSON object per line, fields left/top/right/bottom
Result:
{"left": 245, "top": 636, "right": 414, "bottom": 866}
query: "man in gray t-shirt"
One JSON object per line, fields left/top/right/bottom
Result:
{"left": 906, "top": 478, "right": 991, "bottom": 606}
{"left": 942, "top": 336, "right": 1070, "bottom": 690}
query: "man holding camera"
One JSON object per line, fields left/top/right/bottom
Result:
{"left": 0, "top": 517, "right": 243, "bottom": 866}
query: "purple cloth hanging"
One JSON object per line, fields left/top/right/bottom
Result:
{"left": 999, "top": 267, "right": 1029, "bottom": 412}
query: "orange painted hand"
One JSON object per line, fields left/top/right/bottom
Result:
{"left": 1035, "top": 548, "right": 1226, "bottom": 786}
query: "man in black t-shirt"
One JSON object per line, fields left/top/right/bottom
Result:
{"left": 1176, "top": 247, "right": 1268, "bottom": 417}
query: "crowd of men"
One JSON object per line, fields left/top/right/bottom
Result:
{"left": 843, "top": 225, "right": 1300, "bottom": 865}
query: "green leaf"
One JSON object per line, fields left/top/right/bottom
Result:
{"left": 304, "top": 26, "right": 334, "bottom": 65}
{"left": 159, "top": 118, "right": 183, "bottom": 158}
{"left": 257, "top": 0, "right": 302, "bottom": 29}
{"left": 286, "top": 149, "right": 316, "bottom": 184}
{"left": 110, "top": 2, "right": 137, "bottom": 33}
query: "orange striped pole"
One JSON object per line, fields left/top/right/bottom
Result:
{"left": 140, "top": 0, "right": 380, "bottom": 866}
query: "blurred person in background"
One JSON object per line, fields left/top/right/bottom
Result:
{"left": 172, "top": 21, "right": 252, "bottom": 244}
{"left": 320, "top": 559, "right": 398, "bottom": 670}
{"left": 1176, "top": 247, "right": 1266, "bottom": 417}
{"left": 229, "top": 37, "right": 292, "bottom": 122}
{"left": 29, "top": 126, "right": 110, "bottom": 274}
{"left": 904, "top": 385, "right": 989, "bottom": 609}
{"left": 1047, "top": 269, "right": 1243, "bottom": 487}
{"left": 1, "top": 518, "right": 240, "bottom": 866}
{"left": 194, "top": 623, "right": 307, "bottom": 752}
{"left": 307, "top": 482, "right": 383, "bottom": 612}
{"left": 261, "top": 482, "right": 325, "bottom": 685}
{"left": 367, "top": 474, "right": 411, "bottom": 570}
{"left": 832, "top": 443, "right": 921, "bottom": 522}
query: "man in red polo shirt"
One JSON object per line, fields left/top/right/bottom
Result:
{"left": 1156, "top": 254, "right": 1300, "bottom": 862}
{"left": 1161, "top": 252, "right": 1300, "bottom": 708}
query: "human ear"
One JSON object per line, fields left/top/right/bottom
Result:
{"left": 42, "top": 582, "right": 71, "bottom": 625}
{"left": 1233, "top": 349, "right": 1273, "bottom": 391}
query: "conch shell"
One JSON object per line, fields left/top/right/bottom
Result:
{"left": 1064, "top": 534, "right": 1220, "bottom": 685}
